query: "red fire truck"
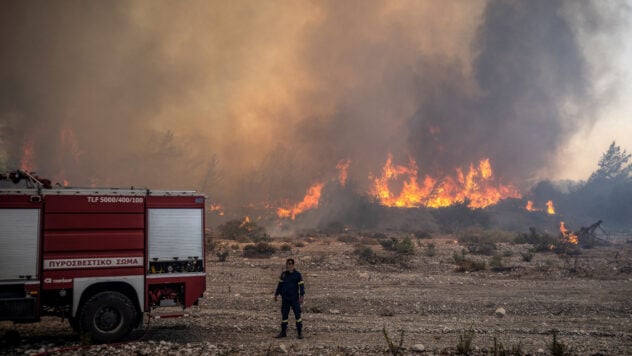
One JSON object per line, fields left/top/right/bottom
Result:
{"left": 0, "top": 171, "right": 206, "bottom": 343}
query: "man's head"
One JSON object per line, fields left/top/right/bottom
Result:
{"left": 285, "top": 258, "right": 295, "bottom": 272}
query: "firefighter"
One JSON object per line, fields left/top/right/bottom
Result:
{"left": 273, "top": 258, "right": 305, "bottom": 339}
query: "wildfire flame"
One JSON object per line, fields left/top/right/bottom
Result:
{"left": 525, "top": 200, "right": 536, "bottom": 211}
{"left": 277, "top": 182, "right": 324, "bottom": 220}
{"left": 546, "top": 200, "right": 556, "bottom": 215}
{"left": 239, "top": 216, "right": 251, "bottom": 228}
{"left": 210, "top": 203, "right": 224, "bottom": 216}
{"left": 336, "top": 159, "right": 351, "bottom": 186}
{"left": 370, "top": 154, "right": 520, "bottom": 208}
{"left": 559, "top": 221, "right": 579, "bottom": 245}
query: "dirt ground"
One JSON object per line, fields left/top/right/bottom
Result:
{"left": 2, "top": 235, "right": 632, "bottom": 355}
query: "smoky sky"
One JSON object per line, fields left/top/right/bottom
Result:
{"left": 0, "top": 0, "right": 626, "bottom": 208}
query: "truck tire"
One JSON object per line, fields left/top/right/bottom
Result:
{"left": 78, "top": 291, "right": 137, "bottom": 343}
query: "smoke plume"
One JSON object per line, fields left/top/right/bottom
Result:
{"left": 0, "top": 0, "right": 626, "bottom": 214}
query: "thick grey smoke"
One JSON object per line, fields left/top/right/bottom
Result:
{"left": 0, "top": 0, "right": 626, "bottom": 215}
{"left": 409, "top": 0, "right": 603, "bottom": 185}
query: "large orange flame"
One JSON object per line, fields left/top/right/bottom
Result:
{"left": 277, "top": 182, "right": 324, "bottom": 220}
{"left": 370, "top": 154, "right": 520, "bottom": 208}
{"left": 559, "top": 221, "right": 578, "bottom": 245}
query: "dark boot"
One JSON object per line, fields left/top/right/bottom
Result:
{"left": 297, "top": 329, "right": 304, "bottom": 339}
{"left": 274, "top": 330, "right": 287, "bottom": 338}
{"left": 275, "top": 323, "right": 287, "bottom": 338}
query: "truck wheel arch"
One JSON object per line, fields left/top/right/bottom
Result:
{"left": 73, "top": 278, "right": 144, "bottom": 324}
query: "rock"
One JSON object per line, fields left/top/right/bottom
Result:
{"left": 278, "top": 343, "right": 288, "bottom": 353}
{"left": 411, "top": 343, "right": 426, "bottom": 352}
{"left": 495, "top": 307, "right": 506, "bottom": 318}
{"left": 329, "top": 309, "right": 341, "bottom": 314}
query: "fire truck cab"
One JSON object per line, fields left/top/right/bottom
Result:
{"left": 0, "top": 171, "right": 206, "bottom": 343}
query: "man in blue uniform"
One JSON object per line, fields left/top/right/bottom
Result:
{"left": 274, "top": 258, "right": 305, "bottom": 339}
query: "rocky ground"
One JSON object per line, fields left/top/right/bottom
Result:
{"left": 2, "top": 234, "right": 632, "bottom": 355}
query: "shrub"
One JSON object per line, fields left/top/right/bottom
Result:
{"left": 216, "top": 250, "right": 229, "bottom": 262}
{"left": 280, "top": 243, "right": 292, "bottom": 252}
{"left": 425, "top": 243, "right": 436, "bottom": 257}
{"left": 453, "top": 250, "right": 486, "bottom": 272}
{"left": 379, "top": 238, "right": 396, "bottom": 250}
{"left": 514, "top": 227, "right": 557, "bottom": 252}
{"left": 491, "top": 337, "right": 523, "bottom": 356}
{"left": 337, "top": 235, "right": 359, "bottom": 243}
{"left": 218, "top": 219, "right": 269, "bottom": 242}
{"left": 382, "top": 326, "right": 405, "bottom": 356}
{"left": 354, "top": 246, "right": 377, "bottom": 264}
{"left": 395, "top": 237, "right": 414, "bottom": 254}
{"left": 243, "top": 242, "right": 276, "bottom": 258}
{"left": 548, "top": 330, "right": 574, "bottom": 356}
{"left": 489, "top": 255, "right": 503, "bottom": 269}
{"left": 458, "top": 229, "right": 500, "bottom": 256}
{"left": 520, "top": 251, "right": 534, "bottom": 262}
{"left": 456, "top": 327, "right": 475, "bottom": 355}
{"left": 206, "top": 238, "right": 218, "bottom": 252}
{"left": 379, "top": 237, "right": 414, "bottom": 254}
{"left": 294, "top": 241, "right": 305, "bottom": 248}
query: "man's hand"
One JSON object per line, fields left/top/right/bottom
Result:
{"left": 274, "top": 295, "right": 278, "bottom": 302}
{"left": 299, "top": 296, "right": 304, "bottom": 305}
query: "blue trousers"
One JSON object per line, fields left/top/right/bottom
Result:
{"left": 281, "top": 298, "right": 302, "bottom": 332}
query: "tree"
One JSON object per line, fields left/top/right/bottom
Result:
{"left": 588, "top": 141, "right": 632, "bottom": 182}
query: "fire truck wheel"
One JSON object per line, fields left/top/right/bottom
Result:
{"left": 79, "top": 291, "right": 138, "bottom": 343}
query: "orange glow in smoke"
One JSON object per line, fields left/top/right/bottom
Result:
{"left": 370, "top": 154, "right": 520, "bottom": 208}
{"left": 239, "top": 216, "right": 251, "bottom": 228}
{"left": 336, "top": 159, "right": 351, "bottom": 186}
{"left": 20, "top": 138, "right": 35, "bottom": 172}
{"left": 277, "top": 182, "right": 324, "bottom": 220}
{"left": 559, "top": 221, "right": 579, "bottom": 245}
{"left": 546, "top": 200, "right": 556, "bottom": 215}
{"left": 210, "top": 203, "right": 225, "bottom": 216}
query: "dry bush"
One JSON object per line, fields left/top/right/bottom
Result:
{"left": 379, "top": 237, "right": 415, "bottom": 254}
{"left": 457, "top": 228, "right": 516, "bottom": 256}
{"left": 354, "top": 245, "right": 411, "bottom": 266}
{"left": 520, "top": 250, "right": 534, "bottom": 262}
{"left": 514, "top": 227, "right": 557, "bottom": 252}
{"left": 425, "top": 243, "right": 436, "bottom": 257}
{"left": 216, "top": 250, "right": 229, "bottom": 262}
{"left": 453, "top": 250, "right": 486, "bottom": 272}
{"left": 218, "top": 219, "right": 269, "bottom": 242}
{"left": 337, "top": 235, "right": 359, "bottom": 243}
{"left": 243, "top": 242, "right": 276, "bottom": 258}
